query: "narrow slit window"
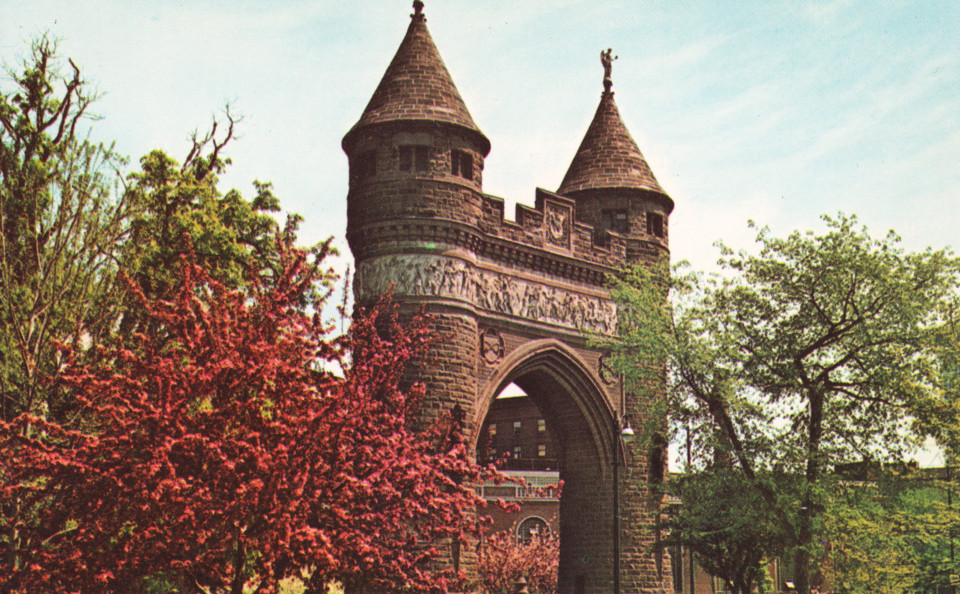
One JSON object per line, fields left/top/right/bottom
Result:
{"left": 646, "top": 212, "right": 665, "bottom": 238}
{"left": 399, "top": 145, "right": 429, "bottom": 172}
{"left": 415, "top": 146, "right": 429, "bottom": 171}
{"left": 399, "top": 146, "right": 413, "bottom": 171}
{"left": 451, "top": 149, "right": 473, "bottom": 180}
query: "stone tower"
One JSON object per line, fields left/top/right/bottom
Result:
{"left": 344, "top": 3, "right": 673, "bottom": 593}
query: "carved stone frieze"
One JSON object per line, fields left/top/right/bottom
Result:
{"left": 355, "top": 254, "right": 617, "bottom": 334}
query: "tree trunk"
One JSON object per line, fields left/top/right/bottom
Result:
{"left": 795, "top": 541, "right": 810, "bottom": 594}
{"left": 797, "top": 390, "right": 825, "bottom": 594}
{"left": 230, "top": 536, "right": 245, "bottom": 594}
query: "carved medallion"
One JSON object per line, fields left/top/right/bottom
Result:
{"left": 598, "top": 351, "right": 617, "bottom": 385}
{"left": 544, "top": 201, "right": 571, "bottom": 249}
{"left": 480, "top": 327, "right": 505, "bottom": 364}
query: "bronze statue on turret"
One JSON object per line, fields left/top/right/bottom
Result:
{"left": 601, "top": 47, "right": 617, "bottom": 91}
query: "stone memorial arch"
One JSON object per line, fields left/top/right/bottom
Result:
{"left": 343, "top": 3, "right": 674, "bottom": 592}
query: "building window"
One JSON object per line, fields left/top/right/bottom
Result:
{"left": 451, "top": 149, "right": 473, "bottom": 180}
{"left": 538, "top": 444, "right": 546, "bottom": 457}
{"left": 488, "top": 423, "right": 496, "bottom": 437}
{"left": 602, "top": 209, "right": 629, "bottom": 234}
{"left": 647, "top": 212, "right": 665, "bottom": 238}
{"left": 537, "top": 419, "right": 546, "bottom": 433}
{"left": 513, "top": 420, "right": 522, "bottom": 435}
{"left": 512, "top": 446, "right": 522, "bottom": 459}
{"left": 517, "top": 516, "right": 549, "bottom": 545}
{"left": 399, "top": 145, "right": 429, "bottom": 172}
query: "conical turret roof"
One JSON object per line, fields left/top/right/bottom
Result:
{"left": 344, "top": 3, "right": 489, "bottom": 154}
{"left": 558, "top": 89, "right": 666, "bottom": 197}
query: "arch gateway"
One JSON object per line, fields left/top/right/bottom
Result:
{"left": 343, "top": 3, "right": 674, "bottom": 593}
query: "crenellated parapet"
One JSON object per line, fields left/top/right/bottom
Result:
{"left": 477, "top": 186, "right": 670, "bottom": 285}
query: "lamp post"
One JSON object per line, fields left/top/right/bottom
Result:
{"left": 613, "top": 373, "right": 635, "bottom": 594}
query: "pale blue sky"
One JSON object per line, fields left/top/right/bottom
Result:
{"left": 3, "top": 1, "right": 957, "bottom": 274}
{"left": 4, "top": 1, "right": 958, "bottom": 465}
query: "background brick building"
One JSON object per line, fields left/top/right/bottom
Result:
{"left": 477, "top": 391, "right": 561, "bottom": 540}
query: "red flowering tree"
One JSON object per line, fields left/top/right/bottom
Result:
{"left": 477, "top": 529, "right": 559, "bottom": 594}
{"left": 0, "top": 237, "right": 487, "bottom": 593}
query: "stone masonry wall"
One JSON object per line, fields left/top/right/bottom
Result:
{"left": 347, "top": 119, "right": 672, "bottom": 594}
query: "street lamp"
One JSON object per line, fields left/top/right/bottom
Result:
{"left": 613, "top": 371, "right": 635, "bottom": 594}
{"left": 613, "top": 416, "right": 635, "bottom": 594}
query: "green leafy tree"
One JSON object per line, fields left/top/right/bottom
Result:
{"left": 0, "top": 35, "right": 131, "bottom": 423}
{"left": 904, "top": 474, "right": 960, "bottom": 593}
{"left": 664, "top": 467, "right": 790, "bottom": 594}
{"left": 0, "top": 38, "right": 288, "bottom": 424}
{"left": 0, "top": 38, "right": 327, "bottom": 588}
{"left": 916, "top": 301, "right": 960, "bottom": 457}
{"left": 820, "top": 474, "right": 917, "bottom": 593}
{"left": 820, "top": 465, "right": 960, "bottom": 593}
{"left": 118, "top": 110, "right": 293, "bottom": 336}
{"left": 608, "top": 214, "right": 960, "bottom": 594}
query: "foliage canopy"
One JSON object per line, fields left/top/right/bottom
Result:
{"left": 608, "top": 213, "right": 960, "bottom": 594}
{"left": 1, "top": 239, "right": 488, "bottom": 593}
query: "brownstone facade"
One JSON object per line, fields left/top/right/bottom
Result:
{"left": 344, "top": 3, "right": 674, "bottom": 592}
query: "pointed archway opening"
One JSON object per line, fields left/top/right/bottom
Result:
{"left": 476, "top": 382, "right": 561, "bottom": 535}
{"left": 474, "top": 340, "right": 619, "bottom": 594}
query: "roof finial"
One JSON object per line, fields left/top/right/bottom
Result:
{"left": 412, "top": 0, "right": 425, "bottom": 21}
{"left": 601, "top": 48, "right": 617, "bottom": 92}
